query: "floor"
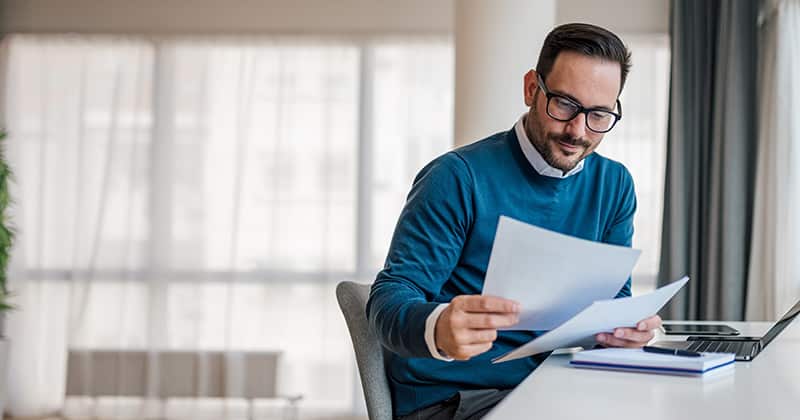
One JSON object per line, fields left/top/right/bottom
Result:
{"left": 4, "top": 393, "right": 369, "bottom": 420}
{"left": 4, "top": 399, "right": 368, "bottom": 420}
{"left": 7, "top": 417, "right": 366, "bottom": 420}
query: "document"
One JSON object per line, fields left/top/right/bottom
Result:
{"left": 482, "top": 216, "right": 641, "bottom": 330}
{"left": 492, "top": 276, "right": 689, "bottom": 363}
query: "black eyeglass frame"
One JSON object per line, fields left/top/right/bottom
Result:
{"left": 536, "top": 73, "right": 623, "bottom": 134}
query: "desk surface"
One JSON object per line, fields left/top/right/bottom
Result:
{"left": 485, "top": 319, "right": 800, "bottom": 419}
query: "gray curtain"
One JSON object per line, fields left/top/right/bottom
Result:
{"left": 658, "top": 0, "right": 759, "bottom": 321}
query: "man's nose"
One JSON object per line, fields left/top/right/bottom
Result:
{"left": 565, "top": 113, "right": 587, "bottom": 139}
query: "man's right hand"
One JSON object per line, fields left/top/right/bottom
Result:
{"left": 434, "top": 295, "right": 521, "bottom": 361}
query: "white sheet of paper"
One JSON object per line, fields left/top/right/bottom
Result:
{"left": 492, "top": 276, "right": 689, "bottom": 363}
{"left": 482, "top": 216, "right": 641, "bottom": 330}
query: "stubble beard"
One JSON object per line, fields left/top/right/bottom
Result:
{"left": 524, "top": 108, "right": 593, "bottom": 173}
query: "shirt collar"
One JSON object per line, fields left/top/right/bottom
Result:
{"left": 514, "top": 113, "right": 585, "bottom": 179}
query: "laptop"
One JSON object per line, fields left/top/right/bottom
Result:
{"left": 653, "top": 299, "right": 800, "bottom": 361}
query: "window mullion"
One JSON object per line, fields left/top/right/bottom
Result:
{"left": 355, "top": 43, "right": 375, "bottom": 282}
{"left": 146, "top": 40, "right": 175, "bottom": 353}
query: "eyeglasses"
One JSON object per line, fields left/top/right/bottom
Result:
{"left": 536, "top": 74, "right": 622, "bottom": 133}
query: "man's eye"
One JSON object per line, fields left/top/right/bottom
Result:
{"left": 589, "top": 111, "right": 613, "bottom": 122}
{"left": 555, "top": 97, "right": 578, "bottom": 110}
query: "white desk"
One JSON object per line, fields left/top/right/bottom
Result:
{"left": 485, "top": 319, "right": 800, "bottom": 419}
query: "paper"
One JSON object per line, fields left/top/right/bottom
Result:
{"left": 482, "top": 216, "right": 641, "bottom": 330}
{"left": 493, "top": 276, "right": 689, "bottom": 363}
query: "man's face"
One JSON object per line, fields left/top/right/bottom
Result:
{"left": 523, "top": 51, "right": 622, "bottom": 173}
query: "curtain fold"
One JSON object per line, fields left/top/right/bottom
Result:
{"left": 658, "top": 0, "right": 759, "bottom": 320}
{"left": 746, "top": 0, "right": 800, "bottom": 321}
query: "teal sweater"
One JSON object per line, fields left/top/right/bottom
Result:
{"left": 366, "top": 127, "right": 636, "bottom": 416}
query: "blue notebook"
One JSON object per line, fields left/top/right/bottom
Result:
{"left": 570, "top": 348, "right": 735, "bottom": 376}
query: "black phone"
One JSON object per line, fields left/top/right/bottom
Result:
{"left": 661, "top": 323, "right": 740, "bottom": 336}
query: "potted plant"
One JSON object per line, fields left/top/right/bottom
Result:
{"left": 0, "top": 130, "right": 14, "bottom": 416}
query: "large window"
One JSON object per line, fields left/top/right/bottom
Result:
{"left": 5, "top": 35, "right": 453, "bottom": 416}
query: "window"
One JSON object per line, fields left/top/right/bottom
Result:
{"left": 5, "top": 35, "right": 453, "bottom": 415}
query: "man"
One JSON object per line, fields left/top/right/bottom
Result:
{"left": 366, "top": 23, "right": 662, "bottom": 420}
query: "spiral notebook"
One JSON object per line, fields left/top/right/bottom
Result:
{"left": 570, "top": 348, "right": 735, "bottom": 376}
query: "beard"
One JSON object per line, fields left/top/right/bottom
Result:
{"left": 525, "top": 109, "right": 594, "bottom": 173}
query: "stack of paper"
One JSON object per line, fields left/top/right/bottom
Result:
{"left": 570, "top": 348, "right": 735, "bottom": 376}
{"left": 483, "top": 216, "right": 642, "bottom": 331}
{"left": 481, "top": 216, "right": 691, "bottom": 364}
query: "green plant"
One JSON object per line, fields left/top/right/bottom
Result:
{"left": 0, "top": 131, "right": 13, "bottom": 312}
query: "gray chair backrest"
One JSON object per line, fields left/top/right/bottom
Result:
{"left": 336, "top": 281, "right": 393, "bottom": 420}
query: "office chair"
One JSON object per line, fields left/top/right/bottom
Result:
{"left": 336, "top": 281, "right": 393, "bottom": 420}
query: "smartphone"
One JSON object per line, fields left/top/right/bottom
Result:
{"left": 661, "top": 323, "right": 740, "bottom": 336}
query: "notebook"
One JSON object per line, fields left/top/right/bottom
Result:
{"left": 570, "top": 348, "right": 735, "bottom": 376}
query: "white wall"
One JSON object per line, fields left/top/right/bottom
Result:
{"left": 453, "top": 0, "right": 555, "bottom": 145}
{"left": 0, "top": 0, "right": 668, "bottom": 36}
{"left": 0, "top": 0, "right": 454, "bottom": 35}
{"left": 556, "top": 0, "right": 669, "bottom": 34}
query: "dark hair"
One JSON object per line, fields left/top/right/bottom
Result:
{"left": 536, "top": 23, "right": 631, "bottom": 93}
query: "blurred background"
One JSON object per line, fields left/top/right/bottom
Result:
{"left": 1, "top": 0, "right": 797, "bottom": 419}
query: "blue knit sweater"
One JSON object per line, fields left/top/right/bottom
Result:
{"left": 366, "top": 127, "right": 636, "bottom": 416}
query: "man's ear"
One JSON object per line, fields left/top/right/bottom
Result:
{"left": 523, "top": 69, "right": 539, "bottom": 107}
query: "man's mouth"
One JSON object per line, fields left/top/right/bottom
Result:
{"left": 557, "top": 139, "right": 581, "bottom": 154}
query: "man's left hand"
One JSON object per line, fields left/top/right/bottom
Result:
{"left": 595, "top": 315, "right": 662, "bottom": 348}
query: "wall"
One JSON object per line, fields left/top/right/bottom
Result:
{"left": 0, "top": 0, "right": 668, "bottom": 36}
{"left": 556, "top": 0, "right": 669, "bottom": 34}
{"left": 0, "top": 0, "right": 454, "bottom": 36}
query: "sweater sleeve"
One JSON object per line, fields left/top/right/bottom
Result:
{"left": 603, "top": 167, "right": 637, "bottom": 298}
{"left": 366, "top": 152, "right": 474, "bottom": 358}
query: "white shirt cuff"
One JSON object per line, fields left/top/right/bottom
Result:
{"left": 424, "top": 303, "right": 454, "bottom": 361}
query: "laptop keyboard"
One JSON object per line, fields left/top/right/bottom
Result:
{"left": 687, "top": 340, "right": 752, "bottom": 357}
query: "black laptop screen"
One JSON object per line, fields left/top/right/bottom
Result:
{"left": 761, "top": 300, "right": 800, "bottom": 347}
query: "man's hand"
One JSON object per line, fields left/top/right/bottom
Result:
{"left": 434, "top": 295, "right": 520, "bottom": 361}
{"left": 595, "top": 315, "right": 662, "bottom": 348}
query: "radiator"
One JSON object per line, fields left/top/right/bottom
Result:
{"left": 65, "top": 350, "right": 301, "bottom": 419}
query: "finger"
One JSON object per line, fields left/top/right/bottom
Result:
{"left": 456, "top": 295, "right": 521, "bottom": 314}
{"left": 596, "top": 333, "right": 644, "bottom": 348}
{"left": 451, "top": 342, "right": 493, "bottom": 361}
{"left": 636, "top": 315, "right": 663, "bottom": 331}
{"left": 462, "top": 328, "right": 498, "bottom": 345}
{"left": 463, "top": 312, "right": 519, "bottom": 329}
{"left": 612, "top": 327, "right": 655, "bottom": 344}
